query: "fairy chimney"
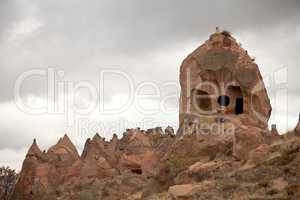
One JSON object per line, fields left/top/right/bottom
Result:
{"left": 271, "top": 124, "right": 279, "bottom": 136}
{"left": 26, "top": 138, "right": 42, "bottom": 158}
{"left": 179, "top": 30, "right": 271, "bottom": 130}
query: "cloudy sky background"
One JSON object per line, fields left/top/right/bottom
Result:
{"left": 0, "top": 0, "right": 300, "bottom": 169}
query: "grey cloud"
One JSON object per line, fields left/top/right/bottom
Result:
{"left": 0, "top": 0, "right": 299, "bottom": 102}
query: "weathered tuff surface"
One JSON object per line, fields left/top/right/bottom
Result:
{"left": 9, "top": 128, "right": 300, "bottom": 200}
{"left": 179, "top": 31, "right": 271, "bottom": 129}
{"left": 9, "top": 31, "right": 300, "bottom": 200}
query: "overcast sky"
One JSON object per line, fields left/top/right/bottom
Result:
{"left": 0, "top": 0, "right": 300, "bottom": 169}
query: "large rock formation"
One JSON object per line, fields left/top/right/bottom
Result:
{"left": 10, "top": 128, "right": 177, "bottom": 200}
{"left": 9, "top": 30, "right": 300, "bottom": 200}
{"left": 179, "top": 30, "right": 271, "bottom": 130}
{"left": 10, "top": 128, "right": 300, "bottom": 200}
{"left": 10, "top": 135, "right": 80, "bottom": 200}
{"left": 10, "top": 139, "right": 43, "bottom": 200}
{"left": 177, "top": 29, "right": 273, "bottom": 162}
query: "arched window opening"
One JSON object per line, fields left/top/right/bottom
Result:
{"left": 235, "top": 97, "right": 243, "bottom": 115}
{"left": 192, "top": 89, "right": 212, "bottom": 112}
{"left": 131, "top": 168, "right": 142, "bottom": 175}
{"left": 218, "top": 95, "right": 230, "bottom": 107}
{"left": 227, "top": 85, "right": 243, "bottom": 115}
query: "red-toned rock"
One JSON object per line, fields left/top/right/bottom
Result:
{"left": 265, "top": 124, "right": 281, "bottom": 144}
{"left": 247, "top": 144, "right": 271, "bottom": 166}
{"left": 233, "top": 126, "right": 266, "bottom": 161}
{"left": 10, "top": 139, "right": 44, "bottom": 200}
{"left": 79, "top": 135, "right": 118, "bottom": 179}
{"left": 45, "top": 135, "right": 80, "bottom": 185}
{"left": 11, "top": 30, "right": 300, "bottom": 200}
{"left": 168, "top": 181, "right": 215, "bottom": 199}
{"left": 118, "top": 129, "right": 161, "bottom": 176}
{"left": 294, "top": 114, "right": 300, "bottom": 136}
{"left": 47, "top": 134, "right": 79, "bottom": 164}
{"left": 10, "top": 135, "right": 81, "bottom": 200}
{"left": 26, "top": 139, "right": 42, "bottom": 158}
{"left": 179, "top": 30, "right": 271, "bottom": 130}
{"left": 271, "top": 124, "right": 280, "bottom": 137}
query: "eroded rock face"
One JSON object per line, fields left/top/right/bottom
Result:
{"left": 11, "top": 30, "right": 300, "bottom": 200}
{"left": 10, "top": 127, "right": 300, "bottom": 200}
{"left": 168, "top": 181, "right": 215, "bottom": 199}
{"left": 179, "top": 31, "right": 271, "bottom": 130}
{"left": 47, "top": 134, "right": 79, "bottom": 166}
{"left": 247, "top": 144, "right": 271, "bottom": 166}
{"left": 233, "top": 126, "right": 267, "bottom": 161}
{"left": 10, "top": 140, "right": 43, "bottom": 200}
{"left": 10, "top": 128, "right": 177, "bottom": 199}
{"left": 271, "top": 124, "right": 280, "bottom": 137}
{"left": 10, "top": 135, "right": 81, "bottom": 200}
{"left": 79, "top": 135, "right": 118, "bottom": 179}
{"left": 294, "top": 115, "right": 300, "bottom": 136}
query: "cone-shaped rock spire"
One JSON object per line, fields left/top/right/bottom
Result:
{"left": 48, "top": 134, "right": 79, "bottom": 158}
{"left": 271, "top": 124, "right": 279, "bottom": 136}
{"left": 27, "top": 138, "right": 42, "bottom": 157}
{"left": 106, "top": 134, "right": 118, "bottom": 154}
{"left": 93, "top": 132, "right": 101, "bottom": 140}
{"left": 110, "top": 134, "right": 118, "bottom": 145}
{"left": 81, "top": 138, "right": 91, "bottom": 160}
{"left": 81, "top": 134, "right": 107, "bottom": 160}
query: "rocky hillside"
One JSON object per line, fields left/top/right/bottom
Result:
{"left": 9, "top": 122, "right": 300, "bottom": 200}
{"left": 9, "top": 30, "right": 300, "bottom": 200}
